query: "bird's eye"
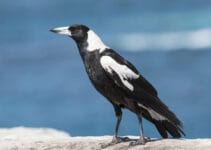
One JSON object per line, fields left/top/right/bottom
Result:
{"left": 69, "top": 26, "right": 76, "bottom": 31}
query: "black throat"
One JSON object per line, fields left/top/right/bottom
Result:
{"left": 71, "top": 37, "right": 89, "bottom": 60}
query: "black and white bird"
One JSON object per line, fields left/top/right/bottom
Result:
{"left": 50, "top": 24, "right": 185, "bottom": 145}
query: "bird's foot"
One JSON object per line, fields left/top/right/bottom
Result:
{"left": 112, "top": 136, "right": 130, "bottom": 143}
{"left": 129, "top": 137, "right": 146, "bottom": 146}
{"left": 101, "top": 136, "right": 130, "bottom": 148}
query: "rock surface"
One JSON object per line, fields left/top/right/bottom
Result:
{"left": 0, "top": 127, "right": 211, "bottom": 150}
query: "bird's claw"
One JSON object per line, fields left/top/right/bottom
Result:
{"left": 112, "top": 136, "right": 130, "bottom": 143}
{"left": 101, "top": 136, "right": 130, "bottom": 148}
{"left": 129, "top": 138, "right": 146, "bottom": 146}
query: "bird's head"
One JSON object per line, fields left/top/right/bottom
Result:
{"left": 50, "top": 24, "right": 109, "bottom": 52}
{"left": 50, "top": 24, "right": 89, "bottom": 43}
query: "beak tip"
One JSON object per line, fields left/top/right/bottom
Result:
{"left": 49, "top": 28, "right": 57, "bottom": 33}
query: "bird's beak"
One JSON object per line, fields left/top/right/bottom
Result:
{"left": 50, "top": 26, "right": 72, "bottom": 36}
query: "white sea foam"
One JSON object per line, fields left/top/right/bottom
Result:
{"left": 115, "top": 28, "right": 211, "bottom": 51}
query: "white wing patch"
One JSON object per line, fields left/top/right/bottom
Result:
{"left": 87, "top": 30, "right": 109, "bottom": 52}
{"left": 138, "top": 103, "right": 167, "bottom": 121}
{"left": 100, "top": 56, "right": 139, "bottom": 91}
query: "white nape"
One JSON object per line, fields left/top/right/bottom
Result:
{"left": 138, "top": 103, "right": 167, "bottom": 121}
{"left": 100, "top": 56, "right": 139, "bottom": 91}
{"left": 87, "top": 30, "right": 109, "bottom": 52}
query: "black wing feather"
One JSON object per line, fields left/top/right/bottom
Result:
{"left": 100, "top": 49, "right": 184, "bottom": 137}
{"left": 101, "top": 49, "right": 158, "bottom": 96}
{"left": 101, "top": 49, "right": 179, "bottom": 122}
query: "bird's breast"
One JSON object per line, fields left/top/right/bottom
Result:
{"left": 82, "top": 52, "right": 127, "bottom": 105}
{"left": 83, "top": 53, "right": 107, "bottom": 84}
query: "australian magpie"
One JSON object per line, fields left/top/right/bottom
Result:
{"left": 50, "top": 24, "right": 185, "bottom": 146}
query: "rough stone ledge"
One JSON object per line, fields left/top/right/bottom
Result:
{"left": 0, "top": 127, "right": 210, "bottom": 150}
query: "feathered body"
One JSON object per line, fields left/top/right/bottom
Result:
{"left": 50, "top": 24, "right": 184, "bottom": 145}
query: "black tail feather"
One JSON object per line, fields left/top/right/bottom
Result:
{"left": 154, "top": 121, "right": 168, "bottom": 138}
{"left": 141, "top": 105, "right": 185, "bottom": 138}
{"left": 154, "top": 120, "right": 185, "bottom": 138}
{"left": 164, "top": 120, "right": 184, "bottom": 137}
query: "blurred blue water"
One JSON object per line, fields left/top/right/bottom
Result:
{"left": 0, "top": 0, "right": 211, "bottom": 138}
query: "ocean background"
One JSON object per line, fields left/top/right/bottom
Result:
{"left": 0, "top": 0, "right": 211, "bottom": 138}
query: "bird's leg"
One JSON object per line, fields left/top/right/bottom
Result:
{"left": 112, "top": 111, "right": 123, "bottom": 144}
{"left": 101, "top": 105, "right": 129, "bottom": 148}
{"left": 138, "top": 115, "right": 145, "bottom": 144}
{"left": 111, "top": 105, "right": 129, "bottom": 143}
{"left": 129, "top": 115, "right": 145, "bottom": 146}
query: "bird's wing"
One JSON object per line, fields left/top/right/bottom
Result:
{"left": 100, "top": 49, "right": 182, "bottom": 127}
{"left": 100, "top": 49, "right": 158, "bottom": 95}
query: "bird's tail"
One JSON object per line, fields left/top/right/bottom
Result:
{"left": 141, "top": 101, "right": 185, "bottom": 138}
{"left": 153, "top": 119, "right": 185, "bottom": 138}
{"left": 133, "top": 88, "right": 185, "bottom": 138}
